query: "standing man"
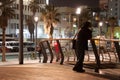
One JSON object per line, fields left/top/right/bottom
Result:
{"left": 73, "top": 21, "right": 92, "bottom": 73}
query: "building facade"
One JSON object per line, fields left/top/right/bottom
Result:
{"left": 108, "top": 0, "right": 120, "bottom": 25}
{"left": 0, "top": 0, "right": 48, "bottom": 40}
{"left": 1, "top": 0, "right": 109, "bottom": 40}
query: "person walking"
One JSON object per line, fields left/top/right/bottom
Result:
{"left": 73, "top": 21, "right": 92, "bottom": 73}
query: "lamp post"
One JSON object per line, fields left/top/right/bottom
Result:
{"left": 98, "top": 22, "right": 103, "bottom": 54}
{"left": 76, "top": 7, "right": 81, "bottom": 28}
{"left": 34, "top": 16, "right": 38, "bottom": 54}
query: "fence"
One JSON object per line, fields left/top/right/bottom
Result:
{"left": 38, "top": 38, "right": 120, "bottom": 73}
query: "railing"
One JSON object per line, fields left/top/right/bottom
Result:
{"left": 39, "top": 38, "right": 73, "bottom": 64}
{"left": 38, "top": 38, "right": 120, "bottom": 73}
{"left": 93, "top": 38, "right": 120, "bottom": 62}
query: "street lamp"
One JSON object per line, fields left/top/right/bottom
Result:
{"left": 76, "top": 7, "right": 81, "bottom": 14}
{"left": 46, "top": 0, "right": 49, "bottom": 5}
{"left": 76, "top": 7, "right": 81, "bottom": 27}
{"left": 99, "top": 22, "right": 103, "bottom": 36}
{"left": 34, "top": 16, "right": 38, "bottom": 54}
{"left": 98, "top": 22, "right": 103, "bottom": 54}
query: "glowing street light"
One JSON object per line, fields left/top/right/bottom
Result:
{"left": 99, "top": 22, "right": 103, "bottom": 27}
{"left": 46, "top": 0, "right": 49, "bottom": 5}
{"left": 76, "top": 7, "right": 81, "bottom": 27}
{"left": 99, "top": 22, "right": 103, "bottom": 36}
{"left": 76, "top": 7, "right": 81, "bottom": 15}
{"left": 34, "top": 16, "right": 38, "bottom": 22}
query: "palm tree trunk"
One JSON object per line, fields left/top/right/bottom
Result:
{"left": 111, "top": 27, "right": 114, "bottom": 50}
{"left": 111, "top": 27, "right": 114, "bottom": 39}
{"left": 49, "top": 24, "right": 54, "bottom": 44}
{"left": 30, "top": 33, "right": 32, "bottom": 41}
{"left": 33, "top": 33, "right": 34, "bottom": 42}
{"left": 19, "top": 0, "right": 24, "bottom": 64}
{"left": 2, "top": 28, "right": 6, "bottom": 62}
{"left": 32, "top": 15, "right": 35, "bottom": 42}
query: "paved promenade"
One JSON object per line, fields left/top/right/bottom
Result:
{"left": 0, "top": 59, "right": 120, "bottom": 80}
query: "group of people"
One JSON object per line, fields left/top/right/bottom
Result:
{"left": 73, "top": 21, "right": 92, "bottom": 73}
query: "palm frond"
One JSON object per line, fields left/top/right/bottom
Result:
{"left": 0, "top": 0, "right": 15, "bottom": 28}
{"left": 0, "top": 0, "right": 15, "bottom": 8}
{"left": 40, "top": 5, "right": 60, "bottom": 37}
{"left": 29, "top": 0, "right": 39, "bottom": 15}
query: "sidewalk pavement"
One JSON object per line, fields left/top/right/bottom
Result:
{"left": 0, "top": 58, "right": 120, "bottom": 80}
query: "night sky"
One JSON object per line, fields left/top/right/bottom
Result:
{"left": 49, "top": 0, "right": 99, "bottom": 8}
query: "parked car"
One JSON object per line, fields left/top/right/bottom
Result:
{"left": 0, "top": 41, "right": 35, "bottom": 52}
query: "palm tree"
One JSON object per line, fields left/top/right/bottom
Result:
{"left": 108, "top": 17, "right": 117, "bottom": 50}
{"left": 29, "top": 0, "right": 39, "bottom": 17}
{"left": 0, "top": 0, "right": 15, "bottom": 61}
{"left": 26, "top": 15, "right": 35, "bottom": 41}
{"left": 40, "top": 5, "right": 60, "bottom": 39}
{"left": 27, "top": 0, "right": 39, "bottom": 41}
{"left": 108, "top": 17, "right": 117, "bottom": 39}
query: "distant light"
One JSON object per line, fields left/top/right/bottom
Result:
{"left": 111, "top": 8, "right": 112, "bottom": 11}
{"left": 115, "top": 32, "right": 119, "bottom": 38}
{"left": 99, "top": 70, "right": 104, "bottom": 74}
{"left": 95, "top": 17, "right": 99, "bottom": 21}
{"left": 0, "top": 2, "right": 2, "bottom": 6}
{"left": 0, "top": 2, "right": 2, "bottom": 16}
{"left": 93, "top": 12, "right": 96, "bottom": 16}
{"left": 76, "top": 7, "right": 81, "bottom": 15}
{"left": 73, "top": 18, "right": 77, "bottom": 22}
{"left": 99, "top": 22, "right": 103, "bottom": 27}
{"left": 46, "top": 0, "right": 49, "bottom": 5}
{"left": 34, "top": 16, "right": 38, "bottom": 22}
{"left": 73, "top": 24, "right": 77, "bottom": 27}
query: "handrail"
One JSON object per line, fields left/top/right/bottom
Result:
{"left": 92, "top": 38, "right": 120, "bottom": 42}
{"left": 38, "top": 38, "right": 120, "bottom": 73}
{"left": 39, "top": 38, "right": 120, "bottom": 42}
{"left": 92, "top": 38, "right": 120, "bottom": 62}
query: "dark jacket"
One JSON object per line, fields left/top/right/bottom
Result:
{"left": 76, "top": 28, "right": 92, "bottom": 50}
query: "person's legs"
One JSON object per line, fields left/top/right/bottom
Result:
{"left": 75, "top": 49, "right": 79, "bottom": 60}
{"left": 38, "top": 50, "right": 42, "bottom": 62}
{"left": 73, "top": 48, "right": 85, "bottom": 72}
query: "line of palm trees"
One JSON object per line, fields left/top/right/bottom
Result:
{"left": 0, "top": 0, "right": 60, "bottom": 62}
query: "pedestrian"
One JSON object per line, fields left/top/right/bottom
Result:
{"left": 54, "top": 42, "right": 60, "bottom": 62}
{"left": 73, "top": 21, "right": 92, "bottom": 73}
